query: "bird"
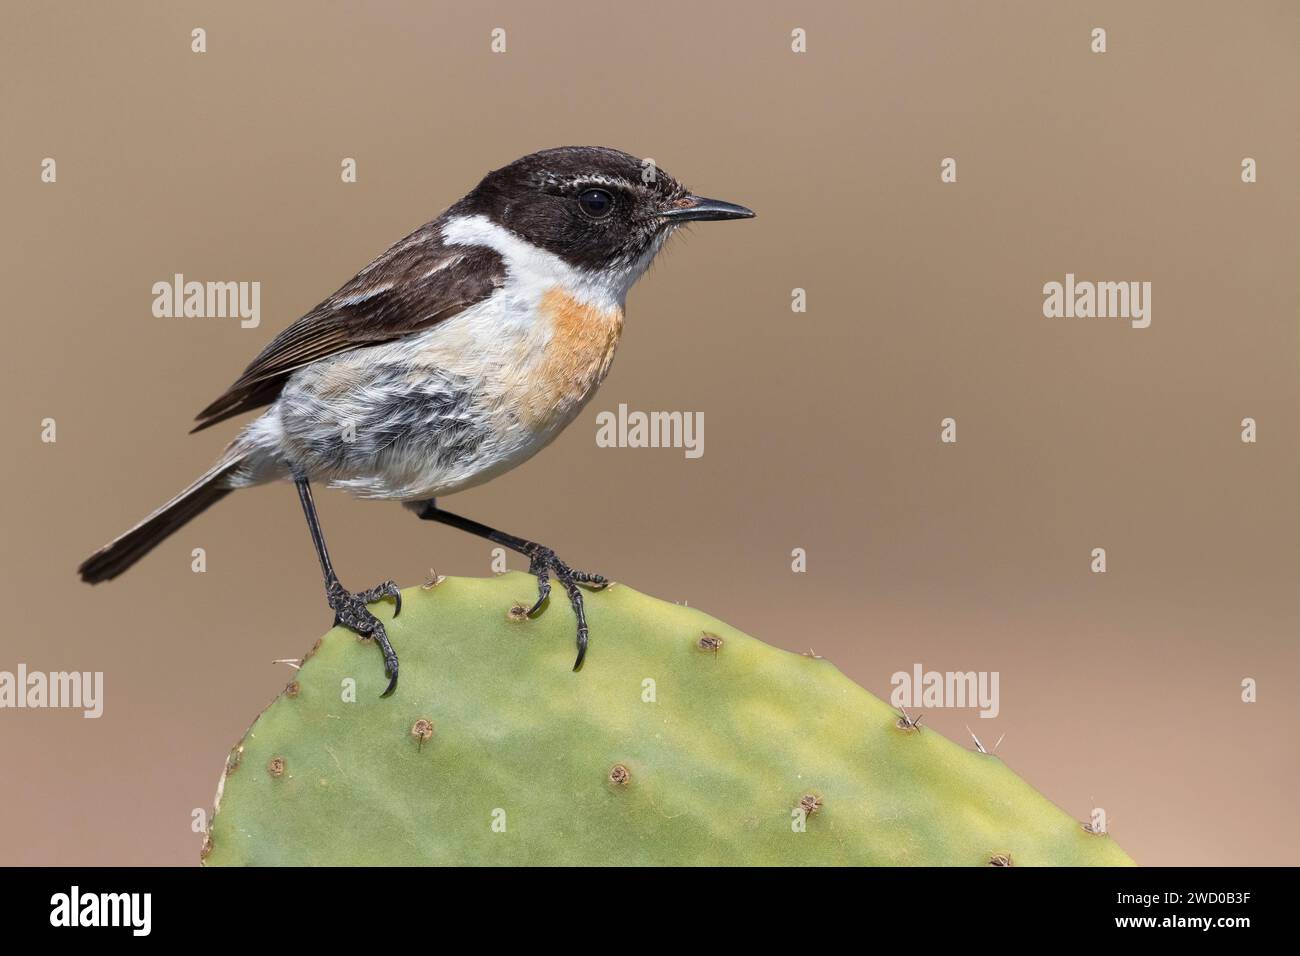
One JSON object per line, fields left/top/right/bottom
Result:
{"left": 78, "top": 146, "right": 755, "bottom": 697}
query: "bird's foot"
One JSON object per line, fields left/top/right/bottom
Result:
{"left": 523, "top": 547, "right": 608, "bottom": 671}
{"left": 326, "top": 578, "right": 401, "bottom": 697}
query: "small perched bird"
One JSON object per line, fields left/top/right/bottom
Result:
{"left": 79, "top": 146, "right": 754, "bottom": 696}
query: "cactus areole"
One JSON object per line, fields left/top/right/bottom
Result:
{"left": 204, "top": 573, "right": 1134, "bottom": 866}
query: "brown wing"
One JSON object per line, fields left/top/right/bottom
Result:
{"left": 191, "top": 226, "right": 505, "bottom": 433}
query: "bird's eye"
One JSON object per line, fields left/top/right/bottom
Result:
{"left": 577, "top": 188, "right": 614, "bottom": 219}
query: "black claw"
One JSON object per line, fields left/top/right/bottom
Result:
{"left": 521, "top": 548, "right": 601, "bottom": 671}
{"left": 415, "top": 503, "right": 606, "bottom": 678}
{"left": 377, "top": 633, "right": 400, "bottom": 698}
{"left": 326, "top": 578, "right": 402, "bottom": 699}
{"left": 527, "top": 569, "right": 551, "bottom": 616}
{"left": 566, "top": 580, "right": 590, "bottom": 671}
{"left": 359, "top": 580, "right": 401, "bottom": 617}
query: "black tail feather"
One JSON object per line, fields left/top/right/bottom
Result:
{"left": 78, "top": 459, "right": 241, "bottom": 583}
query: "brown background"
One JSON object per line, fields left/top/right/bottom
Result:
{"left": 2, "top": 1, "right": 1298, "bottom": 866}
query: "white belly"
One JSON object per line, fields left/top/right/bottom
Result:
{"left": 267, "top": 284, "right": 624, "bottom": 500}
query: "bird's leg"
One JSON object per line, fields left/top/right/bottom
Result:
{"left": 415, "top": 500, "right": 607, "bottom": 670}
{"left": 293, "top": 474, "right": 401, "bottom": 697}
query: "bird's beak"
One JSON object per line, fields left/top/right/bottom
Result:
{"left": 659, "top": 195, "right": 756, "bottom": 222}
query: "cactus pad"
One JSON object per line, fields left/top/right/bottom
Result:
{"left": 203, "top": 573, "right": 1134, "bottom": 866}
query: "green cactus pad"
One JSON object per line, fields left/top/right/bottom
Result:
{"left": 204, "top": 573, "right": 1134, "bottom": 866}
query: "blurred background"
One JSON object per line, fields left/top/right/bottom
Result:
{"left": 2, "top": 0, "right": 1298, "bottom": 865}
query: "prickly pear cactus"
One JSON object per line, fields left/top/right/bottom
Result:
{"left": 203, "top": 573, "right": 1133, "bottom": 866}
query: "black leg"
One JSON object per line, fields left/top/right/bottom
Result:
{"left": 294, "top": 475, "right": 401, "bottom": 697}
{"left": 415, "top": 500, "right": 607, "bottom": 670}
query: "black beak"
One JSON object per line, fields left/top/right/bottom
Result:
{"left": 659, "top": 195, "right": 756, "bottom": 222}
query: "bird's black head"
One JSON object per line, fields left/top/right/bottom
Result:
{"left": 455, "top": 146, "right": 754, "bottom": 276}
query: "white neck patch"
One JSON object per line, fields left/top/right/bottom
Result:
{"left": 440, "top": 214, "right": 662, "bottom": 310}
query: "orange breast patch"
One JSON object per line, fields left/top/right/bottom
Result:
{"left": 520, "top": 288, "right": 624, "bottom": 430}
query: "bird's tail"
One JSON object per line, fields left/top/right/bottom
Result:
{"left": 78, "top": 452, "right": 246, "bottom": 584}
